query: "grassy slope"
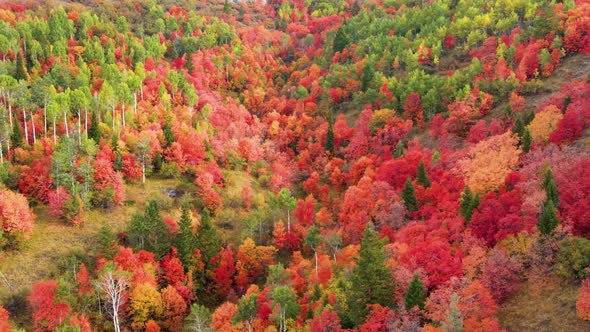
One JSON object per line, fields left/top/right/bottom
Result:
{"left": 0, "top": 178, "right": 179, "bottom": 326}
{"left": 499, "top": 276, "right": 590, "bottom": 331}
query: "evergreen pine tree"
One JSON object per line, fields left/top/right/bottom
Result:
{"left": 402, "top": 178, "right": 418, "bottom": 213}
{"left": 512, "top": 118, "right": 524, "bottom": 137}
{"left": 416, "top": 161, "right": 431, "bottom": 188}
{"left": 522, "top": 128, "right": 531, "bottom": 153}
{"left": 10, "top": 119, "right": 23, "bottom": 148}
{"left": 195, "top": 208, "right": 221, "bottom": 269}
{"left": 325, "top": 121, "right": 335, "bottom": 154}
{"left": 348, "top": 223, "right": 395, "bottom": 326}
{"left": 539, "top": 199, "right": 559, "bottom": 235}
{"left": 360, "top": 61, "right": 375, "bottom": 92}
{"left": 333, "top": 26, "right": 348, "bottom": 53}
{"left": 14, "top": 52, "right": 27, "bottom": 81}
{"left": 563, "top": 95, "right": 572, "bottom": 113}
{"left": 89, "top": 111, "right": 100, "bottom": 143}
{"left": 175, "top": 204, "right": 197, "bottom": 270}
{"left": 98, "top": 223, "right": 117, "bottom": 259}
{"left": 543, "top": 169, "right": 559, "bottom": 208}
{"left": 460, "top": 186, "right": 479, "bottom": 223}
{"left": 405, "top": 273, "right": 427, "bottom": 311}
{"left": 127, "top": 200, "right": 171, "bottom": 259}
{"left": 163, "top": 121, "right": 174, "bottom": 148}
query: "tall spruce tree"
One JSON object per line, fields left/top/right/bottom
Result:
{"left": 175, "top": 204, "right": 196, "bottom": 270}
{"left": 522, "top": 128, "right": 531, "bottom": 153}
{"left": 126, "top": 200, "right": 171, "bottom": 259}
{"left": 195, "top": 208, "right": 221, "bottom": 269}
{"left": 539, "top": 199, "right": 559, "bottom": 235}
{"left": 10, "top": 119, "right": 23, "bottom": 148}
{"left": 348, "top": 223, "right": 395, "bottom": 326}
{"left": 416, "top": 161, "right": 431, "bottom": 188}
{"left": 543, "top": 169, "right": 559, "bottom": 208}
{"left": 325, "top": 121, "right": 335, "bottom": 154}
{"left": 333, "top": 26, "right": 348, "bottom": 53}
{"left": 405, "top": 273, "right": 427, "bottom": 311}
{"left": 402, "top": 178, "right": 418, "bottom": 213}
{"left": 14, "top": 52, "right": 27, "bottom": 81}
{"left": 88, "top": 111, "right": 100, "bottom": 143}
{"left": 460, "top": 186, "right": 480, "bottom": 223}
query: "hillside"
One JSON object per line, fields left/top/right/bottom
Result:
{"left": 1, "top": 0, "right": 590, "bottom": 331}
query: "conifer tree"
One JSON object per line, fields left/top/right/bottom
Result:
{"left": 333, "top": 26, "right": 348, "bottom": 53}
{"left": 325, "top": 121, "right": 334, "bottom": 154}
{"left": 195, "top": 208, "right": 221, "bottom": 269}
{"left": 10, "top": 119, "right": 23, "bottom": 148}
{"left": 14, "top": 52, "right": 27, "bottom": 81}
{"left": 163, "top": 121, "right": 174, "bottom": 148}
{"left": 98, "top": 223, "right": 117, "bottom": 260}
{"left": 402, "top": 178, "right": 418, "bottom": 213}
{"left": 89, "top": 111, "right": 100, "bottom": 143}
{"left": 543, "top": 168, "right": 559, "bottom": 208}
{"left": 416, "top": 161, "right": 431, "bottom": 188}
{"left": 405, "top": 273, "right": 426, "bottom": 311}
{"left": 539, "top": 199, "right": 559, "bottom": 235}
{"left": 522, "top": 128, "right": 531, "bottom": 153}
{"left": 175, "top": 204, "right": 196, "bottom": 270}
{"left": 127, "top": 200, "right": 171, "bottom": 259}
{"left": 360, "top": 61, "right": 375, "bottom": 92}
{"left": 460, "top": 186, "right": 479, "bottom": 223}
{"left": 348, "top": 223, "right": 395, "bottom": 326}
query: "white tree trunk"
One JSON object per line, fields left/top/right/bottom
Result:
{"left": 23, "top": 108, "right": 28, "bottom": 144}
{"left": 133, "top": 92, "right": 137, "bottom": 114}
{"left": 78, "top": 114, "right": 82, "bottom": 145}
{"left": 44, "top": 104, "right": 47, "bottom": 138}
{"left": 64, "top": 112, "right": 69, "bottom": 137}
{"left": 53, "top": 118, "right": 56, "bottom": 144}
{"left": 31, "top": 110, "right": 36, "bottom": 144}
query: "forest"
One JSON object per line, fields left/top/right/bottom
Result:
{"left": 1, "top": 0, "right": 590, "bottom": 330}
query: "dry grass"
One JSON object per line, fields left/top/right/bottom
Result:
{"left": 0, "top": 178, "right": 179, "bottom": 326}
{"left": 498, "top": 276, "right": 590, "bottom": 331}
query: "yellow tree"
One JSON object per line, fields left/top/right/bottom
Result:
{"left": 458, "top": 132, "right": 521, "bottom": 193}
{"left": 527, "top": 105, "right": 563, "bottom": 144}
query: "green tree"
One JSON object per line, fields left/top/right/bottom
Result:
{"left": 333, "top": 26, "right": 348, "bottom": 53}
{"left": 98, "top": 223, "right": 117, "bottom": 260}
{"left": 195, "top": 208, "right": 221, "bottom": 269}
{"left": 163, "top": 120, "right": 175, "bottom": 148}
{"left": 348, "top": 223, "right": 395, "bottom": 326}
{"left": 175, "top": 204, "right": 196, "bottom": 270}
{"left": 325, "top": 121, "right": 335, "bottom": 154}
{"left": 360, "top": 60, "right": 375, "bottom": 92}
{"left": 277, "top": 188, "right": 297, "bottom": 232}
{"left": 88, "top": 111, "right": 100, "bottom": 143}
{"left": 460, "top": 185, "right": 479, "bottom": 223}
{"left": 14, "top": 52, "right": 27, "bottom": 81}
{"left": 402, "top": 178, "right": 418, "bottom": 213}
{"left": 233, "top": 294, "right": 258, "bottom": 332}
{"left": 538, "top": 199, "right": 559, "bottom": 236}
{"left": 442, "top": 293, "right": 464, "bottom": 332}
{"left": 126, "top": 200, "right": 171, "bottom": 259}
{"left": 10, "top": 117, "right": 22, "bottom": 149}
{"left": 272, "top": 285, "right": 300, "bottom": 332}
{"left": 543, "top": 168, "right": 559, "bottom": 208}
{"left": 405, "top": 273, "right": 426, "bottom": 311}
{"left": 557, "top": 237, "right": 590, "bottom": 279}
{"left": 305, "top": 225, "right": 322, "bottom": 278}
{"left": 521, "top": 128, "right": 531, "bottom": 153}
{"left": 416, "top": 161, "right": 431, "bottom": 188}
{"left": 185, "top": 303, "right": 212, "bottom": 332}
